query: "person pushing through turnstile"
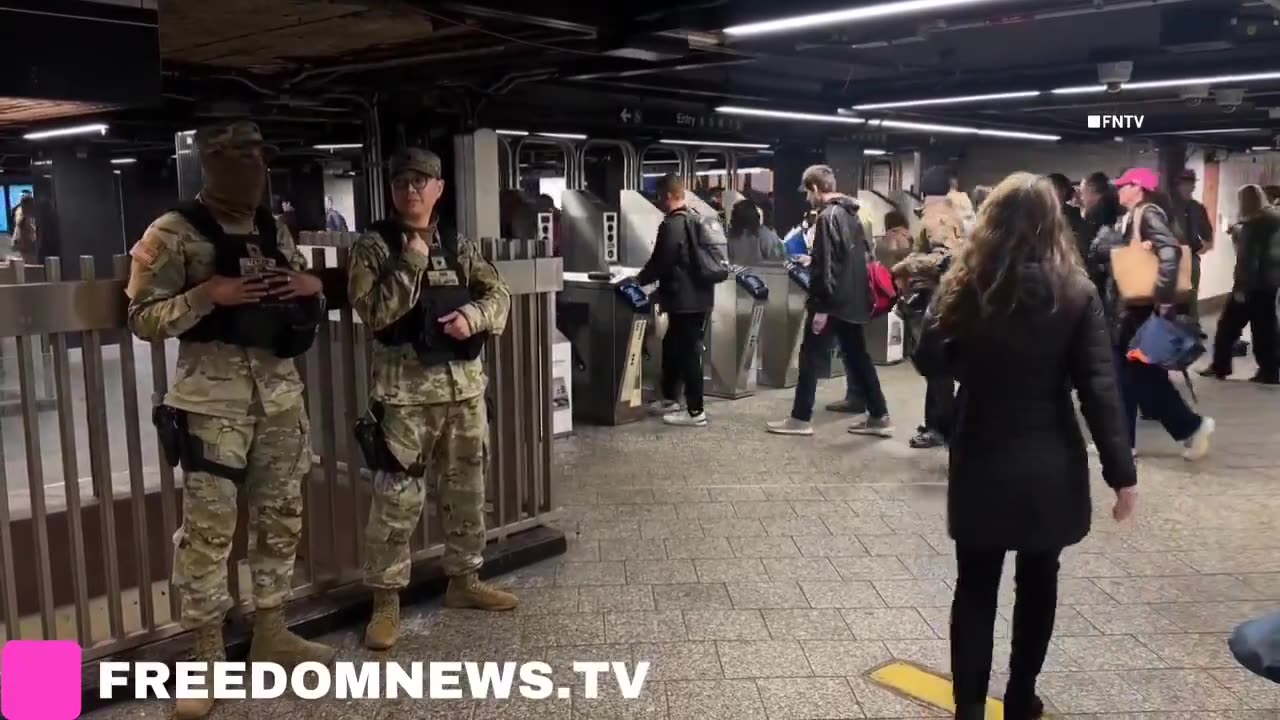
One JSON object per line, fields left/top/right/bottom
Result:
{"left": 348, "top": 147, "right": 518, "bottom": 652}
{"left": 125, "top": 120, "right": 336, "bottom": 720}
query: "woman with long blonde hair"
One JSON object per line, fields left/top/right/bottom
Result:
{"left": 916, "top": 172, "right": 1137, "bottom": 720}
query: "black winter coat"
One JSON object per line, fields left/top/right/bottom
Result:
{"left": 808, "top": 196, "right": 872, "bottom": 324}
{"left": 915, "top": 268, "right": 1137, "bottom": 551}
{"left": 636, "top": 207, "right": 716, "bottom": 314}
{"left": 1233, "top": 208, "right": 1280, "bottom": 293}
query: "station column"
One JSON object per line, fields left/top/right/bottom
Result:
{"left": 48, "top": 144, "right": 126, "bottom": 280}
{"left": 453, "top": 129, "right": 501, "bottom": 242}
{"left": 825, "top": 140, "right": 865, "bottom": 193}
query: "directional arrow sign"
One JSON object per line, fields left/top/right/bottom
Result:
{"left": 868, "top": 661, "right": 1008, "bottom": 719}
{"left": 619, "top": 107, "right": 642, "bottom": 125}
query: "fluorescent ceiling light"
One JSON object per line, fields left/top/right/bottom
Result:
{"left": 1054, "top": 69, "right": 1280, "bottom": 95}
{"left": 24, "top": 123, "right": 108, "bottom": 140}
{"left": 695, "top": 167, "right": 771, "bottom": 176}
{"left": 1164, "top": 127, "right": 1263, "bottom": 135}
{"left": 32, "top": 160, "right": 52, "bottom": 166}
{"left": 660, "top": 138, "right": 772, "bottom": 149}
{"left": 723, "top": 0, "right": 1008, "bottom": 37}
{"left": 314, "top": 143, "right": 362, "bottom": 150}
{"left": 852, "top": 90, "right": 1040, "bottom": 110}
{"left": 863, "top": 148, "right": 887, "bottom": 155}
{"left": 1251, "top": 146, "right": 1278, "bottom": 151}
{"left": 716, "top": 105, "right": 866, "bottom": 125}
{"left": 643, "top": 158, "right": 716, "bottom": 165}
{"left": 851, "top": 116, "right": 1060, "bottom": 141}
{"left": 110, "top": 157, "right": 137, "bottom": 165}
{"left": 496, "top": 129, "right": 529, "bottom": 136}
{"left": 538, "top": 132, "right": 588, "bottom": 140}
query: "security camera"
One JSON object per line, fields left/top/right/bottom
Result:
{"left": 1215, "top": 88, "right": 1245, "bottom": 112}
{"left": 1097, "top": 61, "right": 1134, "bottom": 93}
{"left": 1180, "top": 85, "right": 1210, "bottom": 106}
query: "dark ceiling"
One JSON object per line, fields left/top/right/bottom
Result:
{"left": 5, "top": 0, "right": 1280, "bottom": 166}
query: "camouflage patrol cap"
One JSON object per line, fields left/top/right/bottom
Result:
{"left": 390, "top": 147, "right": 443, "bottom": 179}
{"left": 193, "top": 120, "right": 276, "bottom": 156}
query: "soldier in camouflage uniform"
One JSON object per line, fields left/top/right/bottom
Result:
{"left": 349, "top": 148, "right": 518, "bottom": 651}
{"left": 125, "top": 121, "right": 335, "bottom": 720}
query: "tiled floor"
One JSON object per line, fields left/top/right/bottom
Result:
{"left": 88, "top": 347, "right": 1280, "bottom": 719}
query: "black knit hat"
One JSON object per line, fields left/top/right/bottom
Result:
{"left": 920, "top": 166, "right": 952, "bottom": 197}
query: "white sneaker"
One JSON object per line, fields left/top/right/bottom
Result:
{"left": 648, "top": 400, "right": 681, "bottom": 415}
{"left": 766, "top": 418, "right": 814, "bottom": 436}
{"left": 663, "top": 411, "right": 707, "bottom": 427}
{"left": 1182, "top": 416, "right": 1215, "bottom": 461}
{"left": 848, "top": 415, "right": 895, "bottom": 438}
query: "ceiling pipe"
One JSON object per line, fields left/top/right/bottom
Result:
{"left": 844, "top": 0, "right": 1197, "bottom": 50}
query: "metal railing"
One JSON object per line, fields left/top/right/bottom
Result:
{"left": 0, "top": 243, "right": 562, "bottom": 662}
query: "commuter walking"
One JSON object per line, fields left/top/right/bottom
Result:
{"left": 11, "top": 193, "right": 39, "bottom": 264}
{"left": 914, "top": 173, "right": 1138, "bottom": 720}
{"left": 894, "top": 197, "right": 956, "bottom": 449}
{"left": 125, "top": 121, "right": 335, "bottom": 720}
{"left": 767, "top": 165, "right": 891, "bottom": 436}
{"left": 1080, "top": 172, "right": 1123, "bottom": 290}
{"left": 726, "top": 197, "right": 783, "bottom": 265}
{"left": 1173, "top": 169, "right": 1215, "bottom": 325}
{"left": 1048, "top": 173, "right": 1090, "bottom": 261}
{"left": 637, "top": 173, "right": 716, "bottom": 427}
{"left": 1200, "top": 184, "right": 1280, "bottom": 384}
{"left": 1106, "top": 168, "right": 1214, "bottom": 458}
{"left": 348, "top": 148, "right": 518, "bottom": 652}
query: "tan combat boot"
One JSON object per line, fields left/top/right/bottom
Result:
{"left": 174, "top": 623, "right": 225, "bottom": 720}
{"left": 247, "top": 605, "right": 337, "bottom": 669}
{"left": 364, "top": 589, "right": 401, "bottom": 650}
{"left": 444, "top": 573, "right": 520, "bottom": 611}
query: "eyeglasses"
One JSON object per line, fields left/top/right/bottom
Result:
{"left": 391, "top": 175, "right": 432, "bottom": 191}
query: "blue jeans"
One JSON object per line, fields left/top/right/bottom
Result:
{"left": 792, "top": 312, "right": 888, "bottom": 422}
{"left": 1112, "top": 345, "right": 1201, "bottom": 447}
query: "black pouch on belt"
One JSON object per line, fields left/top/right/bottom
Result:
{"left": 152, "top": 405, "right": 248, "bottom": 483}
{"left": 355, "top": 401, "right": 414, "bottom": 474}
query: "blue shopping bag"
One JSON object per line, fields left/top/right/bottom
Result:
{"left": 1230, "top": 612, "right": 1280, "bottom": 684}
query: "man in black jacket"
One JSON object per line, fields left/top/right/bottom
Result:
{"left": 767, "top": 165, "right": 892, "bottom": 437}
{"left": 1173, "top": 169, "right": 1214, "bottom": 325}
{"left": 637, "top": 174, "right": 714, "bottom": 427}
{"left": 1048, "top": 173, "right": 1091, "bottom": 261}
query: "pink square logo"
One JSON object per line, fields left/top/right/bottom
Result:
{"left": 2, "top": 641, "right": 83, "bottom": 719}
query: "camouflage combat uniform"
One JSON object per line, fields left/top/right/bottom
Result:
{"left": 125, "top": 121, "right": 332, "bottom": 719}
{"left": 348, "top": 160, "right": 510, "bottom": 590}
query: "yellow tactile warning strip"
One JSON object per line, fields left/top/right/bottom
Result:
{"left": 867, "top": 660, "right": 1005, "bottom": 719}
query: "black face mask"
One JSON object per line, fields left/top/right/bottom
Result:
{"left": 201, "top": 150, "right": 266, "bottom": 219}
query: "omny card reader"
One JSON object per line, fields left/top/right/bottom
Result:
{"left": 557, "top": 268, "right": 653, "bottom": 426}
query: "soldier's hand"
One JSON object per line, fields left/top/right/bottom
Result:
{"left": 265, "top": 270, "right": 323, "bottom": 299}
{"left": 406, "top": 234, "right": 430, "bottom": 257}
{"left": 439, "top": 311, "right": 473, "bottom": 340}
{"left": 199, "top": 275, "right": 270, "bottom": 306}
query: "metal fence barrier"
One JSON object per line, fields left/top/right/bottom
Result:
{"left": 0, "top": 243, "right": 562, "bottom": 665}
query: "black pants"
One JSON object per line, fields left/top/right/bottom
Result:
{"left": 1211, "top": 288, "right": 1278, "bottom": 378}
{"left": 791, "top": 312, "right": 889, "bottom": 422}
{"left": 661, "top": 312, "right": 707, "bottom": 414}
{"left": 924, "top": 374, "right": 954, "bottom": 437}
{"left": 951, "top": 546, "right": 1061, "bottom": 709}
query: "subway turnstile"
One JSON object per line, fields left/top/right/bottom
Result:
{"left": 704, "top": 268, "right": 768, "bottom": 399}
{"left": 558, "top": 271, "right": 652, "bottom": 426}
{"left": 756, "top": 263, "right": 807, "bottom": 389}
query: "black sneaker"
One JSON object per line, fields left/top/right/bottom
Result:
{"left": 1198, "top": 366, "right": 1229, "bottom": 380}
{"left": 1249, "top": 373, "right": 1280, "bottom": 385}
{"left": 909, "top": 429, "right": 946, "bottom": 449}
{"left": 1003, "top": 693, "right": 1045, "bottom": 720}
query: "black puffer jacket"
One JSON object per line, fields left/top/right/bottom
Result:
{"left": 1234, "top": 207, "right": 1280, "bottom": 293}
{"left": 808, "top": 196, "right": 872, "bottom": 324}
{"left": 1093, "top": 204, "right": 1184, "bottom": 346}
{"left": 914, "top": 267, "right": 1136, "bottom": 551}
{"left": 636, "top": 206, "right": 716, "bottom": 314}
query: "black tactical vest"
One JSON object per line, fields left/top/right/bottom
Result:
{"left": 175, "top": 201, "right": 323, "bottom": 358}
{"left": 368, "top": 219, "right": 487, "bottom": 367}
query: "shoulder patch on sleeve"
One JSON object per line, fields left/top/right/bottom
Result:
{"left": 129, "top": 234, "right": 163, "bottom": 267}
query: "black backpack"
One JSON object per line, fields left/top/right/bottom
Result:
{"left": 682, "top": 211, "right": 730, "bottom": 285}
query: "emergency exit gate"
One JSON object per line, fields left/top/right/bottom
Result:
{"left": 0, "top": 245, "right": 563, "bottom": 670}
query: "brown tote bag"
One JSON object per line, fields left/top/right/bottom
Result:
{"left": 1109, "top": 204, "right": 1194, "bottom": 306}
